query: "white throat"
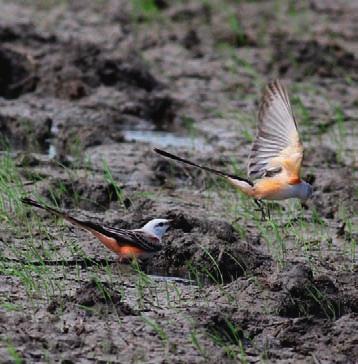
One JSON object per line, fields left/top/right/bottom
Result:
{"left": 140, "top": 219, "right": 170, "bottom": 239}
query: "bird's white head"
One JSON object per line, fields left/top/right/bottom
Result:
{"left": 142, "top": 219, "right": 171, "bottom": 238}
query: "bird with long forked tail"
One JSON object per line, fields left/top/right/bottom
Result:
{"left": 22, "top": 198, "right": 171, "bottom": 261}
{"left": 154, "top": 80, "right": 313, "bottom": 218}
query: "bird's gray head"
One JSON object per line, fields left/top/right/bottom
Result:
{"left": 299, "top": 181, "right": 313, "bottom": 201}
{"left": 142, "top": 219, "right": 171, "bottom": 238}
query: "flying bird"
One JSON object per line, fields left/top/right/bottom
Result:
{"left": 22, "top": 198, "right": 170, "bottom": 261}
{"left": 154, "top": 80, "right": 312, "bottom": 219}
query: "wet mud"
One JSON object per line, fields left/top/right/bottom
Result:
{"left": 0, "top": 0, "right": 357, "bottom": 363}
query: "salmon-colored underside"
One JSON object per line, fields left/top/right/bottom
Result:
{"left": 91, "top": 230, "right": 145, "bottom": 257}
{"left": 288, "top": 176, "right": 301, "bottom": 185}
{"left": 253, "top": 178, "right": 286, "bottom": 199}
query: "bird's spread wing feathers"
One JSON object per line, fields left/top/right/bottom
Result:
{"left": 248, "top": 80, "right": 303, "bottom": 184}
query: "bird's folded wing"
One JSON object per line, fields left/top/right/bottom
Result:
{"left": 90, "top": 224, "right": 162, "bottom": 252}
{"left": 21, "top": 198, "right": 161, "bottom": 253}
{"left": 248, "top": 79, "right": 303, "bottom": 184}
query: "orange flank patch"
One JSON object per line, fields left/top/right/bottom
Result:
{"left": 288, "top": 176, "right": 301, "bottom": 185}
{"left": 118, "top": 245, "right": 146, "bottom": 256}
{"left": 253, "top": 178, "right": 286, "bottom": 199}
{"left": 90, "top": 230, "right": 145, "bottom": 257}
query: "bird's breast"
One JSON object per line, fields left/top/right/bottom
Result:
{"left": 254, "top": 178, "right": 303, "bottom": 200}
{"left": 91, "top": 230, "right": 147, "bottom": 257}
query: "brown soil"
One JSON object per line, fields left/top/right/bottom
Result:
{"left": 0, "top": 0, "right": 357, "bottom": 363}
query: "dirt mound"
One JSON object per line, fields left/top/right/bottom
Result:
{"left": 36, "top": 42, "right": 164, "bottom": 100}
{"left": 0, "top": 105, "right": 52, "bottom": 151}
{"left": 0, "top": 46, "right": 37, "bottom": 99}
{"left": 0, "top": 22, "right": 177, "bottom": 156}
{"left": 276, "top": 265, "right": 341, "bottom": 319}
{"left": 271, "top": 35, "right": 357, "bottom": 79}
{"left": 149, "top": 210, "right": 270, "bottom": 283}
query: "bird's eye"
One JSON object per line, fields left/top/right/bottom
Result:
{"left": 158, "top": 222, "right": 164, "bottom": 227}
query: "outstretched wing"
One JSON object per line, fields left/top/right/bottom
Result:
{"left": 248, "top": 79, "right": 303, "bottom": 184}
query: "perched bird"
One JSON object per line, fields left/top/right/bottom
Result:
{"left": 154, "top": 80, "right": 312, "bottom": 219}
{"left": 22, "top": 198, "right": 170, "bottom": 261}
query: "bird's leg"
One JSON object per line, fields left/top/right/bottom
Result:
{"left": 254, "top": 199, "right": 266, "bottom": 221}
{"left": 266, "top": 203, "right": 271, "bottom": 220}
{"left": 118, "top": 255, "right": 131, "bottom": 264}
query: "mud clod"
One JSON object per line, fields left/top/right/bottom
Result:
{"left": 0, "top": 46, "right": 37, "bottom": 99}
{"left": 0, "top": 0, "right": 357, "bottom": 362}
{"left": 156, "top": 212, "right": 270, "bottom": 283}
{"left": 278, "top": 267, "right": 344, "bottom": 319}
{"left": 271, "top": 36, "right": 358, "bottom": 79}
{"left": 0, "top": 112, "right": 52, "bottom": 151}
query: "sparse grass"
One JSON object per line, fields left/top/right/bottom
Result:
{"left": 292, "top": 95, "right": 311, "bottom": 128}
{"left": 0, "top": 152, "right": 26, "bottom": 219}
{"left": 217, "top": 43, "right": 262, "bottom": 84}
{"left": 331, "top": 105, "right": 347, "bottom": 163}
{"left": 208, "top": 317, "right": 249, "bottom": 361}
{"left": 131, "top": 258, "right": 153, "bottom": 309}
{"left": 182, "top": 116, "right": 199, "bottom": 147}
{"left": 227, "top": 12, "right": 246, "bottom": 46}
{"left": 6, "top": 341, "right": 23, "bottom": 364}
{"left": 190, "top": 328, "right": 208, "bottom": 358}
{"left": 131, "top": 0, "right": 159, "bottom": 18}
{"left": 306, "top": 284, "right": 340, "bottom": 321}
{"left": 141, "top": 314, "right": 169, "bottom": 344}
{"left": 102, "top": 159, "right": 127, "bottom": 206}
{"left": 65, "top": 133, "right": 88, "bottom": 168}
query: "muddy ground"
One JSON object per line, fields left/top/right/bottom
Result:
{"left": 0, "top": 0, "right": 357, "bottom": 363}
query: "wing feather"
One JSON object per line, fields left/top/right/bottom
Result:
{"left": 100, "top": 226, "right": 162, "bottom": 252}
{"left": 21, "top": 198, "right": 162, "bottom": 253}
{"left": 74, "top": 221, "right": 161, "bottom": 252}
{"left": 248, "top": 79, "right": 303, "bottom": 183}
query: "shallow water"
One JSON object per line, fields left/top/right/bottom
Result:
{"left": 123, "top": 130, "right": 208, "bottom": 150}
{"left": 47, "top": 130, "right": 208, "bottom": 158}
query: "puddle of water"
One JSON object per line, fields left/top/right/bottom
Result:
{"left": 48, "top": 144, "right": 57, "bottom": 159}
{"left": 144, "top": 265, "right": 211, "bottom": 286}
{"left": 47, "top": 130, "right": 209, "bottom": 158}
{"left": 123, "top": 130, "right": 208, "bottom": 150}
{"left": 46, "top": 123, "right": 60, "bottom": 159}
